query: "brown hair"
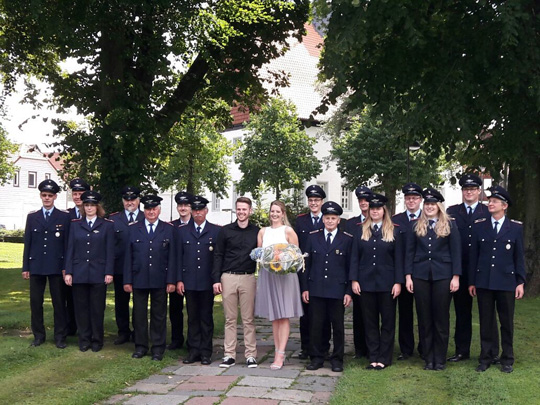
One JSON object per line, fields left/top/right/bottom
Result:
{"left": 82, "top": 203, "right": 106, "bottom": 218}
{"left": 269, "top": 200, "right": 291, "bottom": 227}
{"left": 236, "top": 196, "right": 253, "bottom": 208}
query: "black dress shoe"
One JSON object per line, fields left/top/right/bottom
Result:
{"left": 298, "top": 350, "right": 309, "bottom": 360}
{"left": 423, "top": 362, "right": 434, "bottom": 371}
{"left": 114, "top": 335, "right": 131, "bottom": 345}
{"left": 80, "top": 345, "right": 90, "bottom": 352}
{"left": 55, "top": 341, "right": 67, "bottom": 349}
{"left": 151, "top": 354, "right": 163, "bottom": 361}
{"left": 183, "top": 354, "right": 201, "bottom": 364}
{"left": 476, "top": 363, "right": 490, "bottom": 372}
{"left": 397, "top": 353, "right": 410, "bottom": 360}
{"left": 500, "top": 365, "right": 513, "bottom": 373}
{"left": 331, "top": 363, "right": 344, "bottom": 372}
{"left": 365, "top": 364, "right": 376, "bottom": 370}
{"left": 132, "top": 351, "right": 146, "bottom": 359}
{"left": 375, "top": 364, "right": 386, "bottom": 370}
{"left": 434, "top": 363, "right": 446, "bottom": 371}
{"left": 491, "top": 356, "right": 501, "bottom": 365}
{"left": 201, "top": 356, "right": 212, "bottom": 365}
{"left": 166, "top": 341, "right": 183, "bottom": 350}
{"left": 91, "top": 345, "right": 103, "bottom": 352}
{"left": 30, "top": 339, "right": 45, "bottom": 347}
{"left": 306, "top": 362, "right": 323, "bottom": 370}
{"left": 447, "top": 354, "right": 469, "bottom": 362}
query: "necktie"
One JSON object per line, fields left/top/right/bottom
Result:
{"left": 45, "top": 211, "right": 50, "bottom": 222}
{"left": 313, "top": 216, "right": 319, "bottom": 226}
{"left": 326, "top": 232, "right": 332, "bottom": 247}
{"left": 129, "top": 212, "right": 135, "bottom": 223}
{"left": 149, "top": 223, "right": 154, "bottom": 236}
{"left": 429, "top": 219, "right": 435, "bottom": 229}
{"left": 197, "top": 226, "right": 201, "bottom": 235}
{"left": 373, "top": 224, "right": 379, "bottom": 234}
{"left": 467, "top": 206, "right": 473, "bottom": 219}
{"left": 77, "top": 209, "right": 80, "bottom": 219}
{"left": 409, "top": 213, "right": 416, "bottom": 220}
{"left": 88, "top": 220, "right": 93, "bottom": 228}
{"left": 493, "top": 221, "right": 499, "bottom": 234}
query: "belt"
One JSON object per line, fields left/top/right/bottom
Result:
{"left": 223, "top": 271, "right": 253, "bottom": 275}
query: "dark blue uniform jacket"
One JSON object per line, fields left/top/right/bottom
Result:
{"left": 295, "top": 213, "right": 324, "bottom": 252}
{"left": 109, "top": 210, "right": 145, "bottom": 275}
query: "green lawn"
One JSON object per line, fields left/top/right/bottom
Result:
{"left": 1, "top": 242, "right": 538, "bottom": 404}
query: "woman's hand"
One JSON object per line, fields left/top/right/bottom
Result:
{"left": 352, "top": 281, "right": 361, "bottom": 295}
{"left": 105, "top": 275, "right": 113, "bottom": 285}
{"left": 391, "top": 283, "right": 401, "bottom": 299}
{"left": 450, "top": 275, "right": 459, "bottom": 293}
{"left": 406, "top": 275, "right": 413, "bottom": 293}
{"left": 65, "top": 274, "right": 72, "bottom": 286}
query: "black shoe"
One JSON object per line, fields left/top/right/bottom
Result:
{"left": 306, "top": 362, "right": 323, "bottom": 370}
{"left": 91, "top": 344, "right": 103, "bottom": 352}
{"left": 114, "top": 335, "right": 131, "bottom": 345}
{"left": 423, "top": 362, "right": 434, "bottom": 371}
{"left": 492, "top": 356, "right": 501, "bottom": 365}
{"left": 447, "top": 354, "right": 469, "bottom": 362}
{"left": 151, "top": 353, "right": 163, "bottom": 361}
{"left": 501, "top": 365, "right": 513, "bottom": 373}
{"left": 476, "top": 363, "right": 490, "bottom": 372}
{"left": 434, "top": 363, "right": 446, "bottom": 371}
{"left": 132, "top": 351, "right": 146, "bottom": 359}
{"left": 375, "top": 364, "right": 386, "bottom": 370}
{"left": 219, "top": 356, "right": 236, "bottom": 368}
{"left": 201, "top": 356, "right": 211, "bottom": 365}
{"left": 183, "top": 354, "right": 201, "bottom": 364}
{"left": 55, "top": 340, "right": 67, "bottom": 349}
{"left": 353, "top": 352, "right": 366, "bottom": 359}
{"left": 298, "top": 350, "right": 309, "bottom": 360}
{"left": 166, "top": 341, "right": 183, "bottom": 350}
{"left": 30, "top": 339, "right": 45, "bottom": 347}
{"left": 366, "top": 364, "right": 376, "bottom": 370}
{"left": 80, "top": 345, "right": 90, "bottom": 352}
{"left": 397, "top": 353, "right": 410, "bottom": 361}
{"left": 331, "top": 363, "right": 344, "bottom": 372}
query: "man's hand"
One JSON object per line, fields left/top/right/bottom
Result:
{"left": 213, "top": 282, "right": 222, "bottom": 295}
{"left": 65, "top": 275, "right": 73, "bottom": 286}
{"left": 176, "top": 281, "right": 185, "bottom": 295}
{"left": 124, "top": 284, "right": 133, "bottom": 293}
{"left": 105, "top": 275, "right": 113, "bottom": 285}
{"left": 343, "top": 294, "right": 352, "bottom": 307}
{"left": 515, "top": 284, "right": 524, "bottom": 299}
{"left": 302, "top": 291, "right": 309, "bottom": 304}
{"left": 351, "top": 281, "right": 361, "bottom": 295}
{"left": 391, "top": 283, "right": 401, "bottom": 299}
{"left": 22, "top": 271, "right": 30, "bottom": 280}
{"left": 166, "top": 283, "right": 176, "bottom": 294}
{"left": 468, "top": 285, "right": 476, "bottom": 297}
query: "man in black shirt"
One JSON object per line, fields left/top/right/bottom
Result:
{"left": 212, "top": 197, "right": 259, "bottom": 368}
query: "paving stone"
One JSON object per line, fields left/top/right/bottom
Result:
{"left": 161, "top": 363, "right": 184, "bottom": 373}
{"left": 293, "top": 376, "right": 338, "bottom": 392}
{"left": 312, "top": 391, "right": 333, "bottom": 404}
{"left": 139, "top": 374, "right": 190, "bottom": 385}
{"left": 261, "top": 388, "right": 313, "bottom": 402}
{"left": 124, "top": 383, "right": 173, "bottom": 394}
{"left": 124, "top": 394, "right": 189, "bottom": 405}
{"left": 222, "top": 366, "right": 300, "bottom": 379}
{"left": 238, "top": 376, "right": 293, "bottom": 388}
{"left": 174, "top": 375, "right": 238, "bottom": 391}
{"left": 226, "top": 386, "right": 271, "bottom": 398}
{"left": 167, "top": 390, "right": 225, "bottom": 397}
{"left": 100, "top": 394, "right": 129, "bottom": 404}
{"left": 173, "top": 366, "right": 224, "bottom": 376}
{"left": 221, "top": 398, "right": 278, "bottom": 405}
{"left": 184, "top": 397, "right": 221, "bottom": 405}
{"left": 187, "top": 375, "right": 238, "bottom": 384}
{"left": 300, "top": 367, "right": 342, "bottom": 377}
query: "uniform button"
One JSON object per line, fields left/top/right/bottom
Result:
{"left": 150, "top": 248, "right": 153, "bottom": 251}
{"left": 428, "top": 244, "right": 431, "bottom": 247}
{"left": 468, "top": 244, "right": 472, "bottom": 247}
{"left": 43, "top": 252, "right": 47, "bottom": 255}
{"left": 198, "top": 266, "right": 201, "bottom": 269}
{"left": 87, "top": 234, "right": 90, "bottom": 236}
{"left": 44, "top": 231, "right": 48, "bottom": 234}
{"left": 428, "top": 251, "right": 431, "bottom": 254}
{"left": 373, "top": 255, "right": 376, "bottom": 258}
{"left": 197, "top": 250, "right": 200, "bottom": 253}
{"left": 493, "top": 248, "right": 496, "bottom": 250}
{"left": 87, "top": 242, "right": 90, "bottom": 245}
{"left": 468, "top": 225, "right": 472, "bottom": 229}
{"left": 149, "top": 264, "right": 152, "bottom": 266}
{"left": 87, "top": 259, "right": 89, "bottom": 262}
{"left": 324, "top": 275, "right": 328, "bottom": 278}
{"left": 373, "top": 263, "right": 376, "bottom": 265}
{"left": 325, "top": 261, "right": 328, "bottom": 264}
{"left": 149, "top": 256, "right": 152, "bottom": 259}
{"left": 197, "top": 242, "right": 200, "bottom": 245}
{"left": 44, "top": 238, "right": 47, "bottom": 241}
{"left": 469, "top": 235, "right": 472, "bottom": 238}
{"left": 492, "top": 256, "right": 495, "bottom": 259}
{"left": 429, "top": 258, "right": 432, "bottom": 260}
{"left": 491, "top": 264, "right": 495, "bottom": 267}
{"left": 326, "top": 254, "right": 329, "bottom": 257}
{"left": 150, "top": 241, "right": 153, "bottom": 243}
{"left": 511, "top": 272, "right": 514, "bottom": 274}
{"left": 197, "top": 258, "right": 200, "bottom": 260}
{"left": 86, "top": 251, "right": 90, "bottom": 253}
{"left": 44, "top": 245, "right": 47, "bottom": 247}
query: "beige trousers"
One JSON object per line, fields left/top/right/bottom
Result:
{"left": 221, "top": 272, "right": 257, "bottom": 359}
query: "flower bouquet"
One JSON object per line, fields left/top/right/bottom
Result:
{"left": 250, "top": 243, "right": 305, "bottom": 275}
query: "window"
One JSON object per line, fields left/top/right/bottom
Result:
{"left": 341, "top": 185, "right": 352, "bottom": 211}
{"left": 317, "top": 182, "right": 328, "bottom": 194}
{"left": 13, "top": 171, "right": 20, "bottom": 187}
{"left": 28, "top": 171, "right": 37, "bottom": 188}
{"left": 212, "top": 193, "right": 221, "bottom": 211}
{"left": 45, "top": 173, "right": 51, "bottom": 180}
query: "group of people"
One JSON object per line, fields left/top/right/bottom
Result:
{"left": 22, "top": 174, "right": 525, "bottom": 374}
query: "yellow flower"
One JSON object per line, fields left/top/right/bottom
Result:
{"left": 270, "top": 261, "right": 283, "bottom": 272}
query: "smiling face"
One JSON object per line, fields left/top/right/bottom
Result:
{"left": 404, "top": 194, "right": 422, "bottom": 213}
{"left": 358, "top": 198, "right": 370, "bottom": 213}
{"left": 322, "top": 214, "right": 340, "bottom": 232}
{"left": 84, "top": 202, "right": 97, "bottom": 218}
{"left": 488, "top": 197, "right": 507, "bottom": 217}
{"left": 144, "top": 205, "right": 161, "bottom": 223}
{"left": 123, "top": 197, "right": 140, "bottom": 213}
{"left": 369, "top": 206, "right": 384, "bottom": 222}
{"left": 72, "top": 190, "right": 84, "bottom": 207}
{"left": 176, "top": 203, "right": 192, "bottom": 220}
{"left": 235, "top": 202, "right": 252, "bottom": 223}
{"left": 269, "top": 203, "right": 285, "bottom": 226}
{"left": 308, "top": 197, "right": 323, "bottom": 215}
{"left": 462, "top": 187, "right": 481, "bottom": 205}
{"left": 423, "top": 202, "right": 439, "bottom": 218}
{"left": 40, "top": 192, "right": 57, "bottom": 210}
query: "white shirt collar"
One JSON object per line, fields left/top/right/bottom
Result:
{"left": 324, "top": 228, "right": 337, "bottom": 240}
{"left": 406, "top": 209, "right": 421, "bottom": 220}
{"left": 42, "top": 207, "right": 54, "bottom": 215}
{"left": 125, "top": 209, "right": 139, "bottom": 220}
{"left": 194, "top": 221, "right": 206, "bottom": 232}
{"left": 465, "top": 201, "right": 479, "bottom": 211}
{"left": 491, "top": 216, "right": 505, "bottom": 230}
{"left": 145, "top": 219, "right": 159, "bottom": 231}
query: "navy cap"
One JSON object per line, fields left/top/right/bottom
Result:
{"left": 368, "top": 193, "right": 388, "bottom": 208}
{"left": 175, "top": 191, "right": 194, "bottom": 205}
{"left": 459, "top": 173, "right": 482, "bottom": 188}
{"left": 355, "top": 186, "right": 373, "bottom": 199}
{"left": 121, "top": 186, "right": 141, "bottom": 200}
{"left": 69, "top": 178, "right": 90, "bottom": 191}
{"left": 305, "top": 185, "right": 326, "bottom": 199}
{"left": 141, "top": 195, "right": 163, "bottom": 209}
{"left": 81, "top": 190, "right": 102, "bottom": 204}
{"left": 402, "top": 183, "right": 423, "bottom": 196}
{"left": 191, "top": 196, "right": 209, "bottom": 210}
{"left": 38, "top": 179, "right": 60, "bottom": 194}
{"left": 488, "top": 185, "right": 512, "bottom": 206}
{"left": 321, "top": 201, "right": 343, "bottom": 216}
{"left": 422, "top": 188, "right": 445, "bottom": 203}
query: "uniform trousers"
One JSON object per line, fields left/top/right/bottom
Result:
{"left": 168, "top": 291, "right": 184, "bottom": 346}
{"left": 62, "top": 283, "right": 77, "bottom": 335}
{"left": 72, "top": 283, "right": 107, "bottom": 349}
{"left": 476, "top": 289, "right": 515, "bottom": 366}
{"left": 133, "top": 288, "right": 167, "bottom": 355}
{"left": 221, "top": 273, "right": 257, "bottom": 359}
{"left": 299, "top": 274, "right": 331, "bottom": 355}
{"left": 361, "top": 292, "right": 396, "bottom": 365}
{"left": 113, "top": 274, "right": 132, "bottom": 338}
{"left": 397, "top": 287, "right": 421, "bottom": 356}
{"left": 352, "top": 293, "right": 367, "bottom": 356}
{"left": 185, "top": 290, "right": 214, "bottom": 357}
{"left": 309, "top": 296, "right": 345, "bottom": 366}
{"left": 413, "top": 277, "right": 452, "bottom": 365}
{"left": 30, "top": 274, "right": 67, "bottom": 342}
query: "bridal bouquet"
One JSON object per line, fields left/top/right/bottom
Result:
{"left": 250, "top": 243, "right": 305, "bottom": 275}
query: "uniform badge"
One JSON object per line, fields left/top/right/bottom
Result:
{"left": 93, "top": 230, "right": 100, "bottom": 233}
{"left": 335, "top": 249, "right": 340, "bottom": 254}
{"left": 55, "top": 232, "right": 60, "bottom": 237}
{"left": 209, "top": 246, "right": 214, "bottom": 251}
{"left": 506, "top": 244, "right": 511, "bottom": 250}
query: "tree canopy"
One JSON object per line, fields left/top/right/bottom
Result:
{"left": 236, "top": 97, "right": 322, "bottom": 200}
{"left": 0, "top": 125, "right": 17, "bottom": 185}
{"left": 0, "top": 0, "right": 310, "bottom": 210}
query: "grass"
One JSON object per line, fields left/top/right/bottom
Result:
{"left": 0, "top": 242, "right": 225, "bottom": 405}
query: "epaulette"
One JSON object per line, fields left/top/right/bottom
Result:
{"left": 164, "top": 221, "right": 174, "bottom": 226}
{"left": 108, "top": 211, "right": 120, "bottom": 217}
{"left": 104, "top": 218, "right": 114, "bottom": 222}
{"left": 297, "top": 213, "right": 308, "bottom": 217}
{"left": 71, "top": 218, "right": 82, "bottom": 222}
{"left": 393, "top": 223, "right": 400, "bottom": 226}
{"left": 343, "top": 231, "right": 353, "bottom": 238}
{"left": 58, "top": 209, "right": 69, "bottom": 213}
{"left": 474, "top": 218, "right": 487, "bottom": 224}
{"left": 179, "top": 222, "right": 188, "bottom": 227}
{"left": 449, "top": 217, "right": 456, "bottom": 220}
{"left": 309, "top": 229, "right": 322, "bottom": 234}
{"left": 129, "top": 221, "right": 139, "bottom": 225}
{"left": 30, "top": 209, "right": 39, "bottom": 214}
{"left": 355, "top": 222, "right": 363, "bottom": 226}
{"left": 510, "top": 219, "right": 523, "bottom": 225}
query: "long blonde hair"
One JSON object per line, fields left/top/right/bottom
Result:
{"left": 269, "top": 200, "right": 291, "bottom": 227}
{"left": 414, "top": 202, "right": 451, "bottom": 238}
{"left": 361, "top": 206, "right": 394, "bottom": 242}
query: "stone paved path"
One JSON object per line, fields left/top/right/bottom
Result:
{"left": 102, "top": 313, "right": 354, "bottom": 405}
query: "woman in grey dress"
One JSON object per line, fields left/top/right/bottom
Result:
{"left": 255, "top": 200, "right": 303, "bottom": 369}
